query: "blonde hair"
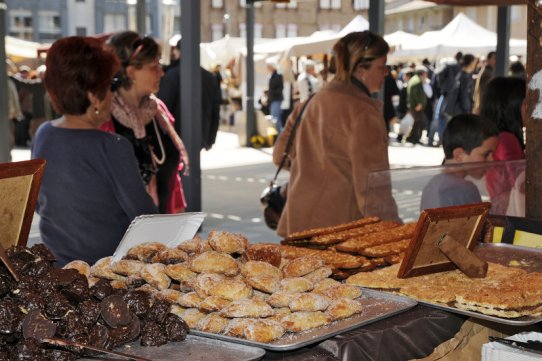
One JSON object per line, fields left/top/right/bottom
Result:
{"left": 332, "top": 31, "right": 389, "bottom": 82}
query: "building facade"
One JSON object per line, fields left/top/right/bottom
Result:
{"left": 4, "top": 0, "right": 527, "bottom": 44}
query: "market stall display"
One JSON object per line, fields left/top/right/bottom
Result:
{"left": 81, "top": 231, "right": 417, "bottom": 351}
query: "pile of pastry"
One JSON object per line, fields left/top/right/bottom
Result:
{"left": 78, "top": 231, "right": 365, "bottom": 343}
{"left": 280, "top": 217, "right": 417, "bottom": 278}
{"left": 346, "top": 262, "right": 542, "bottom": 318}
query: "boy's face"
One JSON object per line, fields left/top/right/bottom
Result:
{"left": 455, "top": 136, "right": 498, "bottom": 179}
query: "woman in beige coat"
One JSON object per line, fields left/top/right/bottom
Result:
{"left": 273, "top": 31, "right": 398, "bottom": 237}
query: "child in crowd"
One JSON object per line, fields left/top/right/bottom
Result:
{"left": 420, "top": 114, "right": 499, "bottom": 210}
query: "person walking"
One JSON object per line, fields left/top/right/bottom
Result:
{"left": 405, "top": 66, "right": 428, "bottom": 145}
{"left": 266, "top": 58, "right": 284, "bottom": 132}
{"left": 273, "top": 31, "right": 398, "bottom": 237}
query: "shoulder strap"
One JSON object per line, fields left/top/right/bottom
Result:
{"left": 271, "top": 94, "right": 314, "bottom": 183}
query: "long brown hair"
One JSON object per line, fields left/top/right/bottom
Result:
{"left": 332, "top": 31, "right": 389, "bottom": 82}
{"left": 107, "top": 31, "right": 161, "bottom": 90}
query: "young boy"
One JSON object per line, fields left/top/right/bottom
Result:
{"left": 420, "top": 114, "right": 499, "bottom": 210}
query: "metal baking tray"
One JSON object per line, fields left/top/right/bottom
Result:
{"left": 81, "top": 334, "right": 265, "bottom": 361}
{"left": 191, "top": 288, "right": 417, "bottom": 351}
{"left": 417, "top": 242, "right": 542, "bottom": 326}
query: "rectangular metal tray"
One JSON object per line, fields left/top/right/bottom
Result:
{"left": 191, "top": 288, "right": 417, "bottom": 351}
{"left": 81, "top": 334, "right": 265, "bottom": 361}
{"left": 417, "top": 242, "right": 542, "bottom": 326}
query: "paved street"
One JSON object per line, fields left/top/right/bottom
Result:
{"left": 14, "top": 129, "right": 443, "bottom": 247}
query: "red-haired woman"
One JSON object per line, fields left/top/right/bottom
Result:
{"left": 32, "top": 36, "right": 157, "bottom": 266}
{"left": 103, "top": 31, "right": 188, "bottom": 214}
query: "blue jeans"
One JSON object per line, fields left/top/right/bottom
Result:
{"left": 429, "top": 95, "right": 448, "bottom": 145}
{"left": 270, "top": 100, "right": 283, "bottom": 132}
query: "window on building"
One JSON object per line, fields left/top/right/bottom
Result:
{"left": 419, "top": 16, "right": 425, "bottom": 31}
{"left": 287, "top": 23, "right": 297, "bottom": 37}
{"left": 9, "top": 10, "right": 33, "bottom": 40}
{"left": 276, "top": 0, "right": 297, "bottom": 8}
{"left": 319, "top": 0, "right": 330, "bottom": 9}
{"left": 397, "top": 18, "right": 403, "bottom": 30}
{"left": 38, "top": 11, "right": 62, "bottom": 41}
{"left": 104, "top": 13, "right": 126, "bottom": 33}
{"left": 212, "top": 0, "right": 224, "bottom": 8}
{"left": 239, "top": 23, "right": 246, "bottom": 38}
{"left": 76, "top": 27, "right": 87, "bottom": 36}
{"left": 466, "top": 8, "right": 476, "bottom": 19}
{"left": 407, "top": 17, "right": 414, "bottom": 32}
{"left": 352, "top": 0, "right": 368, "bottom": 10}
{"left": 239, "top": 0, "right": 262, "bottom": 7}
{"left": 275, "top": 24, "right": 286, "bottom": 38}
{"left": 331, "top": 0, "right": 341, "bottom": 9}
{"left": 254, "top": 23, "right": 263, "bottom": 38}
{"left": 212, "top": 23, "right": 224, "bottom": 41}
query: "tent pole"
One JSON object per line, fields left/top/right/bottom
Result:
{"left": 368, "top": 0, "right": 385, "bottom": 35}
{"left": 245, "top": 0, "right": 256, "bottom": 146}
{"left": 0, "top": 0, "right": 10, "bottom": 162}
{"left": 495, "top": 6, "right": 510, "bottom": 77}
{"left": 525, "top": 0, "right": 542, "bottom": 220}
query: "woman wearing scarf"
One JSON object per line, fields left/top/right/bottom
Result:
{"left": 103, "top": 31, "right": 189, "bottom": 213}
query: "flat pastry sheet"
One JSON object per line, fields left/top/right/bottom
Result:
{"left": 191, "top": 289, "right": 417, "bottom": 351}
{"left": 418, "top": 242, "right": 542, "bottom": 326}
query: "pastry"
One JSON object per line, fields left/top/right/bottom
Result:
{"left": 152, "top": 248, "right": 189, "bottom": 264}
{"left": 282, "top": 256, "right": 325, "bottom": 277}
{"left": 314, "top": 284, "right": 362, "bottom": 300}
{"left": 245, "top": 275, "right": 281, "bottom": 294}
{"left": 208, "top": 278, "right": 253, "bottom": 301}
{"left": 244, "top": 319, "right": 285, "bottom": 343}
{"left": 176, "top": 236, "right": 204, "bottom": 254}
{"left": 358, "top": 238, "right": 412, "bottom": 257}
{"left": 126, "top": 242, "right": 166, "bottom": 263}
{"left": 179, "top": 308, "right": 207, "bottom": 328}
{"left": 313, "top": 278, "right": 341, "bottom": 293}
{"left": 208, "top": 230, "right": 249, "bottom": 254}
{"left": 90, "top": 257, "right": 125, "bottom": 281}
{"left": 198, "top": 296, "right": 231, "bottom": 313}
{"left": 245, "top": 244, "right": 282, "bottom": 268}
{"left": 165, "top": 263, "right": 197, "bottom": 282}
{"left": 189, "top": 251, "right": 239, "bottom": 276}
{"left": 177, "top": 292, "right": 204, "bottom": 308}
{"left": 241, "top": 260, "right": 283, "bottom": 280}
{"left": 279, "top": 277, "right": 314, "bottom": 293}
{"left": 220, "top": 298, "right": 274, "bottom": 318}
{"left": 110, "top": 259, "right": 145, "bottom": 277}
{"left": 141, "top": 263, "right": 171, "bottom": 290}
{"left": 267, "top": 292, "right": 302, "bottom": 308}
{"left": 303, "top": 267, "right": 333, "bottom": 283}
{"left": 281, "top": 311, "right": 331, "bottom": 332}
{"left": 283, "top": 217, "right": 381, "bottom": 243}
{"left": 196, "top": 313, "right": 230, "bottom": 333}
{"left": 194, "top": 273, "right": 225, "bottom": 298}
{"left": 288, "top": 293, "right": 331, "bottom": 312}
{"left": 335, "top": 223, "right": 416, "bottom": 254}
{"left": 309, "top": 221, "right": 400, "bottom": 246}
{"left": 326, "top": 298, "right": 363, "bottom": 321}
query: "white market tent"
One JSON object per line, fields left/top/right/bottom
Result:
{"left": 392, "top": 12, "right": 527, "bottom": 60}
{"left": 384, "top": 30, "right": 420, "bottom": 49}
{"left": 5, "top": 36, "right": 45, "bottom": 62}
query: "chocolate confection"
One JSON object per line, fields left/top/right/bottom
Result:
{"left": 90, "top": 278, "right": 113, "bottom": 300}
{"left": 146, "top": 298, "right": 171, "bottom": 324}
{"left": 0, "top": 299, "right": 24, "bottom": 334}
{"left": 140, "top": 321, "right": 167, "bottom": 347}
{"left": 123, "top": 290, "right": 153, "bottom": 318}
{"left": 21, "top": 309, "right": 57, "bottom": 341}
{"left": 164, "top": 313, "right": 189, "bottom": 342}
{"left": 76, "top": 299, "right": 101, "bottom": 328}
{"left": 88, "top": 324, "right": 109, "bottom": 349}
{"left": 100, "top": 295, "right": 132, "bottom": 328}
{"left": 29, "top": 244, "right": 56, "bottom": 262}
{"left": 44, "top": 292, "right": 73, "bottom": 320}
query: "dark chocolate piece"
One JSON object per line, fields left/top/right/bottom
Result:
{"left": 29, "top": 244, "right": 56, "bottom": 262}
{"left": 0, "top": 300, "right": 23, "bottom": 334}
{"left": 164, "top": 314, "right": 189, "bottom": 342}
{"left": 123, "top": 290, "right": 152, "bottom": 318}
{"left": 76, "top": 299, "right": 101, "bottom": 328}
{"left": 57, "top": 312, "right": 87, "bottom": 339}
{"left": 140, "top": 321, "right": 167, "bottom": 347}
{"left": 147, "top": 298, "right": 171, "bottom": 324}
{"left": 44, "top": 292, "right": 72, "bottom": 320}
{"left": 90, "top": 279, "right": 113, "bottom": 301}
{"left": 21, "top": 309, "right": 57, "bottom": 341}
{"left": 44, "top": 348, "right": 76, "bottom": 361}
{"left": 14, "top": 338, "right": 44, "bottom": 360}
{"left": 100, "top": 295, "right": 131, "bottom": 328}
{"left": 88, "top": 324, "right": 109, "bottom": 350}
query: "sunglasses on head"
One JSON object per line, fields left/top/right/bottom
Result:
{"left": 128, "top": 35, "right": 154, "bottom": 63}
{"left": 110, "top": 77, "right": 120, "bottom": 92}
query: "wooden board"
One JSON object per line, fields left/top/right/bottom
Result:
{"left": 0, "top": 159, "right": 45, "bottom": 248}
{"left": 397, "top": 203, "right": 491, "bottom": 278}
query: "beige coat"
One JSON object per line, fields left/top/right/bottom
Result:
{"left": 273, "top": 80, "right": 397, "bottom": 237}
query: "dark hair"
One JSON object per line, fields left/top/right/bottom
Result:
{"left": 443, "top": 114, "right": 499, "bottom": 159}
{"left": 107, "top": 31, "right": 161, "bottom": 89}
{"left": 461, "top": 54, "right": 476, "bottom": 68}
{"left": 487, "top": 51, "right": 496, "bottom": 60}
{"left": 509, "top": 61, "right": 526, "bottom": 78}
{"left": 45, "top": 36, "right": 119, "bottom": 115}
{"left": 479, "top": 76, "right": 526, "bottom": 149}
{"left": 332, "top": 31, "right": 389, "bottom": 82}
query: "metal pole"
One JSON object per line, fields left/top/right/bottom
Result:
{"left": 136, "top": 0, "right": 146, "bottom": 34}
{"left": 495, "top": 6, "right": 510, "bottom": 77}
{"left": 245, "top": 0, "right": 256, "bottom": 146}
{"left": 180, "top": 0, "right": 202, "bottom": 212}
{"left": 0, "top": 1, "right": 10, "bottom": 162}
{"left": 368, "top": 0, "right": 385, "bottom": 35}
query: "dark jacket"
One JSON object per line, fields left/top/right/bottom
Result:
{"left": 157, "top": 63, "right": 221, "bottom": 150}
{"left": 268, "top": 71, "right": 284, "bottom": 102}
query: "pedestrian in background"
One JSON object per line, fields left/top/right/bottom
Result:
{"left": 472, "top": 51, "right": 496, "bottom": 114}
{"left": 405, "top": 65, "right": 428, "bottom": 145}
{"left": 297, "top": 59, "right": 320, "bottom": 102}
{"left": 266, "top": 58, "right": 284, "bottom": 132}
{"left": 273, "top": 31, "right": 398, "bottom": 237}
